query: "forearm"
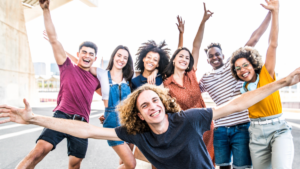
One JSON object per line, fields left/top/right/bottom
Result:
{"left": 269, "top": 11, "right": 279, "bottom": 48}
{"left": 178, "top": 33, "right": 183, "bottom": 48}
{"left": 213, "top": 77, "right": 286, "bottom": 120}
{"left": 245, "top": 12, "right": 271, "bottom": 47}
{"left": 192, "top": 20, "right": 206, "bottom": 51}
{"left": 66, "top": 51, "right": 79, "bottom": 63}
{"left": 29, "top": 115, "right": 120, "bottom": 141}
{"left": 43, "top": 9, "right": 58, "bottom": 43}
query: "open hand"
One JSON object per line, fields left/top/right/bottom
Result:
{"left": 203, "top": 3, "right": 213, "bottom": 22}
{"left": 147, "top": 69, "right": 158, "bottom": 84}
{"left": 39, "top": 0, "right": 50, "bottom": 10}
{"left": 176, "top": 16, "right": 185, "bottom": 34}
{"left": 0, "top": 99, "right": 34, "bottom": 125}
{"left": 285, "top": 67, "right": 300, "bottom": 87}
{"left": 261, "top": 0, "right": 279, "bottom": 12}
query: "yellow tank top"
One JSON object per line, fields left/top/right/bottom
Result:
{"left": 247, "top": 65, "right": 282, "bottom": 118}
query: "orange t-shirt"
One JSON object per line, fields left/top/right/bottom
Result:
{"left": 247, "top": 65, "right": 282, "bottom": 118}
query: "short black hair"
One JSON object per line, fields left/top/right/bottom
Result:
{"left": 79, "top": 41, "right": 98, "bottom": 55}
{"left": 135, "top": 40, "right": 170, "bottom": 74}
{"left": 162, "top": 47, "right": 194, "bottom": 79}
{"left": 204, "top": 43, "right": 222, "bottom": 54}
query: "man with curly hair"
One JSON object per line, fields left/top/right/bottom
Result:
{"left": 1, "top": 68, "right": 300, "bottom": 168}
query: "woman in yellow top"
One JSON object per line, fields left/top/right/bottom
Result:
{"left": 230, "top": 0, "right": 294, "bottom": 168}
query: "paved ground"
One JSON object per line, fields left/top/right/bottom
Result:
{"left": 0, "top": 107, "right": 299, "bottom": 169}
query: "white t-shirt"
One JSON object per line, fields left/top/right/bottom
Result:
{"left": 96, "top": 68, "right": 127, "bottom": 100}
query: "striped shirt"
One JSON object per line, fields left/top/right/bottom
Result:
{"left": 199, "top": 58, "right": 250, "bottom": 127}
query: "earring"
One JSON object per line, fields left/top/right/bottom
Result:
{"left": 173, "top": 62, "right": 175, "bottom": 65}
{"left": 187, "top": 66, "right": 189, "bottom": 70}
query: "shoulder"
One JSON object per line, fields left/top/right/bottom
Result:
{"left": 259, "top": 65, "right": 275, "bottom": 83}
{"left": 132, "top": 75, "right": 141, "bottom": 83}
{"left": 163, "top": 74, "right": 174, "bottom": 86}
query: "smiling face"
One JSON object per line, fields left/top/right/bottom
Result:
{"left": 234, "top": 58, "right": 257, "bottom": 82}
{"left": 207, "top": 47, "right": 224, "bottom": 70}
{"left": 142, "top": 51, "right": 160, "bottom": 73}
{"left": 136, "top": 90, "right": 166, "bottom": 125}
{"left": 77, "top": 46, "right": 97, "bottom": 70}
{"left": 112, "top": 49, "right": 129, "bottom": 70}
{"left": 173, "top": 50, "right": 190, "bottom": 71}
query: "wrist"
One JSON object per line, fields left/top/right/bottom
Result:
{"left": 29, "top": 114, "right": 37, "bottom": 124}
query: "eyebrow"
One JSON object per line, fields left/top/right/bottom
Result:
{"left": 139, "top": 96, "right": 159, "bottom": 108}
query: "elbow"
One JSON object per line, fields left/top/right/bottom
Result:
{"left": 269, "top": 42, "right": 278, "bottom": 49}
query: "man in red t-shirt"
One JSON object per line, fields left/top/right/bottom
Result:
{"left": 15, "top": 1, "right": 101, "bottom": 169}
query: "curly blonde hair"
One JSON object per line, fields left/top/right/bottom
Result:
{"left": 230, "top": 46, "right": 263, "bottom": 81}
{"left": 117, "top": 84, "right": 181, "bottom": 135}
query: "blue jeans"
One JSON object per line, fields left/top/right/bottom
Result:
{"left": 103, "top": 71, "right": 131, "bottom": 147}
{"left": 37, "top": 110, "right": 88, "bottom": 158}
{"left": 213, "top": 122, "right": 252, "bottom": 169}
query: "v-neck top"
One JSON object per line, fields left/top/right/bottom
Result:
{"left": 163, "top": 69, "right": 206, "bottom": 110}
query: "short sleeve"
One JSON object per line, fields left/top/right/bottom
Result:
{"left": 115, "top": 126, "right": 135, "bottom": 143}
{"left": 58, "top": 57, "right": 72, "bottom": 72}
{"left": 96, "top": 67, "right": 106, "bottom": 83}
{"left": 185, "top": 108, "right": 213, "bottom": 134}
{"left": 199, "top": 78, "right": 207, "bottom": 93}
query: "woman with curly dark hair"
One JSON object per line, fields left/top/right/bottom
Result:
{"left": 162, "top": 3, "right": 215, "bottom": 165}
{"left": 131, "top": 40, "right": 170, "bottom": 91}
{"left": 230, "top": 1, "right": 293, "bottom": 168}
{"left": 4, "top": 70, "right": 300, "bottom": 168}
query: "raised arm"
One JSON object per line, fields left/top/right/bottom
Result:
{"left": 191, "top": 3, "right": 213, "bottom": 71}
{"left": 0, "top": 99, "right": 120, "bottom": 141}
{"left": 262, "top": 0, "right": 279, "bottom": 78}
{"left": 213, "top": 66, "right": 300, "bottom": 120}
{"left": 40, "top": 0, "right": 66, "bottom": 65}
{"left": 245, "top": 12, "right": 271, "bottom": 47}
{"left": 176, "top": 16, "right": 185, "bottom": 48}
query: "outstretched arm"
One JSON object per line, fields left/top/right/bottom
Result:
{"left": 245, "top": 12, "right": 271, "bottom": 47}
{"left": 262, "top": 0, "right": 279, "bottom": 78}
{"left": 213, "top": 66, "right": 300, "bottom": 120}
{"left": 176, "top": 16, "right": 185, "bottom": 48}
{"left": 0, "top": 99, "right": 121, "bottom": 141}
{"left": 40, "top": 0, "right": 66, "bottom": 65}
{"left": 192, "top": 3, "right": 213, "bottom": 71}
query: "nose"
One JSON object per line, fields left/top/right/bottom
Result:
{"left": 149, "top": 102, "right": 156, "bottom": 110}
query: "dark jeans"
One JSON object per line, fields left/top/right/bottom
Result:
{"left": 213, "top": 122, "right": 252, "bottom": 168}
{"left": 36, "top": 110, "right": 88, "bottom": 159}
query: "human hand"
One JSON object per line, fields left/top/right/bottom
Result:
{"left": 148, "top": 69, "right": 158, "bottom": 84}
{"left": 0, "top": 99, "right": 34, "bottom": 125}
{"left": 176, "top": 16, "right": 185, "bottom": 34}
{"left": 39, "top": 0, "right": 50, "bottom": 10}
{"left": 261, "top": 0, "right": 279, "bottom": 12}
{"left": 284, "top": 67, "right": 300, "bottom": 87}
{"left": 99, "top": 115, "right": 105, "bottom": 124}
{"left": 202, "top": 3, "right": 213, "bottom": 22}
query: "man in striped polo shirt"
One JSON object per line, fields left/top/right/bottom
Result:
{"left": 199, "top": 12, "right": 272, "bottom": 169}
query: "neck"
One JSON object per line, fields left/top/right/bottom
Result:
{"left": 213, "top": 63, "right": 224, "bottom": 70}
{"left": 148, "top": 114, "right": 169, "bottom": 135}
{"left": 249, "top": 73, "right": 258, "bottom": 83}
{"left": 173, "top": 68, "right": 185, "bottom": 79}
{"left": 78, "top": 65, "right": 90, "bottom": 72}
{"left": 111, "top": 66, "right": 123, "bottom": 78}
{"left": 143, "top": 69, "right": 154, "bottom": 78}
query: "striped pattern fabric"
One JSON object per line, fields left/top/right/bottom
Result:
{"left": 199, "top": 59, "right": 250, "bottom": 127}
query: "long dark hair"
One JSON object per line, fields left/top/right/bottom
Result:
{"left": 106, "top": 45, "right": 134, "bottom": 83}
{"left": 162, "top": 47, "right": 194, "bottom": 79}
{"left": 135, "top": 40, "right": 170, "bottom": 74}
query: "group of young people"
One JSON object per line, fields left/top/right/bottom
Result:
{"left": 0, "top": 0, "right": 297, "bottom": 168}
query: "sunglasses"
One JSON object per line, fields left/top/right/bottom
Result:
{"left": 235, "top": 63, "right": 250, "bottom": 71}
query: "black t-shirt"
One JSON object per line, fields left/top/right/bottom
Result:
{"left": 131, "top": 74, "right": 163, "bottom": 91}
{"left": 115, "top": 108, "right": 214, "bottom": 169}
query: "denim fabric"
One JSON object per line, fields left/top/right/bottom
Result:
{"left": 103, "top": 71, "right": 131, "bottom": 147}
{"left": 36, "top": 110, "right": 88, "bottom": 158}
{"left": 249, "top": 114, "right": 294, "bottom": 169}
{"left": 213, "top": 122, "right": 252, "bottom": 169}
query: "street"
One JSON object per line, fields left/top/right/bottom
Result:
{"left": 0, "top": 107, "right": 299, "bottom": 169}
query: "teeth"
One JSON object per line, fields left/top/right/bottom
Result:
{"left": 243, "top": 73, "right": 249, "bottom": 77}
{"left": 150, "top": 111, "right": 159, "bottom": 117}
{"left": 83, "top": 59, "right": 90, "bottom": 62}
{"left": 214, "top": 61, "right": 219, "bottom": 63}
{"left": 180, "top": 62, "right": 186, "bottom": 66}
{"left": 147, "top": 63, "right": 153, "bottom": 67}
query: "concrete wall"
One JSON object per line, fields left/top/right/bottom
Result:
{"left": 0, "top": 0, "right": 37, "bottom": 107}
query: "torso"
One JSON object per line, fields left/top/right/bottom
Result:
{"left": 54, "top": 58, "right": 100, "bottom": 122}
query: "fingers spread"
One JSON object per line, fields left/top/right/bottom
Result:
{"left": 0, "top": 112, "right": 10, "bottom": 118}
{"left": 203, "top": 2, "right": 206, "bottom": 12}
{"left": 0, "top": 118, "right": 12, "bottom": 124}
